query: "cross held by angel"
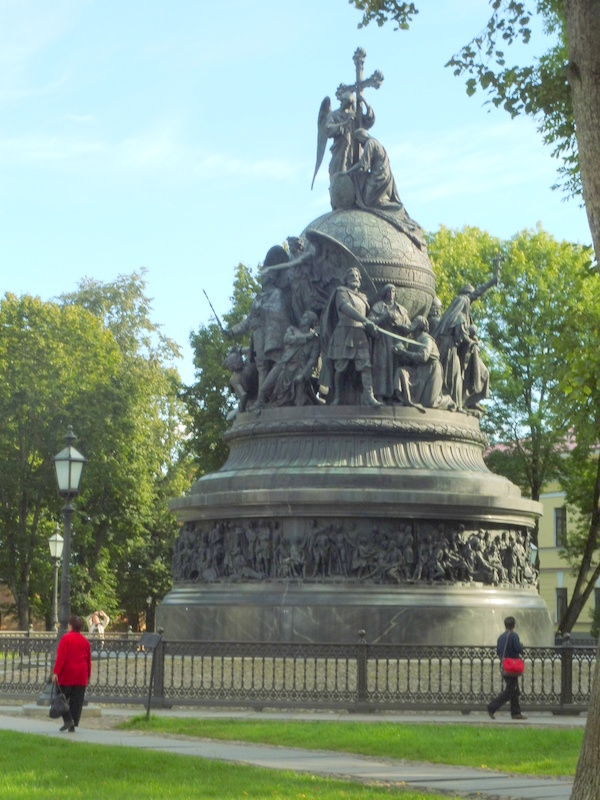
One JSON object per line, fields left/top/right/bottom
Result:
{"left": 311, "top": 48, "right": 384, "bottom": 204}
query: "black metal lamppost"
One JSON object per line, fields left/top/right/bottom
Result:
{"left": 52, "top": 425, "right": 87, "bottom": 638}
{"left": 146, "top": 595, "right": 153, "bottom": 632}
{"left": 48, "top": 525, "right": 64, "bottom": 631}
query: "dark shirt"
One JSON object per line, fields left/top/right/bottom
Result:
{"left": 496, "top": 630, "right": 524, "bottom": 659}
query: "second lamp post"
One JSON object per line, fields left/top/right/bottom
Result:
{"left": 48, "top": 525, "right": 64, "bottom": 630}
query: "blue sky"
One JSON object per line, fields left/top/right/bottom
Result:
{"left": 1, "top": 1, "right": 591, "bottom": 384}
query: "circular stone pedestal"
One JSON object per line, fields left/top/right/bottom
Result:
{"left": 159, "top": 582, "right": 551, "bottom": 646}
{"left": 161, "top": 406, "right": 553, "bottom": 646}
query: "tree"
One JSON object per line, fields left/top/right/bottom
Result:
{"left": 549, "top": 257, "right": 600, "bottom": 636}
{"left": 184, "top": 263, "right": 259, "bottom": 476}
{"left": 562, "top": 1, "right": 600, "bottom": 268}
{"left": 480, "top": 226, "right": 591, "bottom": 501}
{"left": 60, "top": 272, "right": 192, "bottom": 630}
{"left": 566, "top": 346, "right": 600, "bottom": 799}
{"left": 426, "top": 225, "right": 501, "bottom": 308}
{"left": 572, "top": 647, "right": 600, "bottom": 799}
{"left": 349, "top": 0, "right": 600, "bottom": 269}
{"left": 557, "top": 443, "right": 600, "bottom": 632}
{"left": 0, "top": 294, "right": 122, "bottom": 628}
{"left": 0, "top": 272, "right": 191, "bottom": 631}
{"left": 446, "top": 2, "right": 578, "bottom": 197}
{"left": 428, "top": 225, "right": 591, "bottom": 553}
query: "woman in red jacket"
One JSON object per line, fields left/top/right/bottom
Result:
{"left": 52, "top": 615, "right": 91, "bottom": 732}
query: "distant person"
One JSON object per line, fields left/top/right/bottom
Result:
{"left": 86, "top": 610, "right": 110, "bottom": 645}
{"left": 487, "top": 616, "right": 527, "bottom": 720}
{"left": 52, "top": 615, "right": 91, "bottom": 732}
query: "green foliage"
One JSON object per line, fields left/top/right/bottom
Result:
{"left": 559, "top": 451, "right": 599, "bottom": 545}
{"left": 428, "top": 225, "right": 593, "bottom": 566}
{"left": 61, "top": 269, "right": 181, "bottom": 361}
{"left": 429, "top": 224, "right": 600, "bottom": 630}
{"left": 0, "top": 293, "right": 122, "bottom": 626}
{"left": 552, "top": 259, "right": 600, "bottom": 437}
{"left": 184, "top": 263, "right": 259, "bottom": 476}
{"left": 0, "top": 273, "right": 191, "bottom": 630}
{"left": 122, "top": 717, "right": 582, "bottom": 776}
{"left": 350, "top": 0, "right": 418, "bottom": 30}
{"left": 446, "top": 1, "right": 579, "bottom": 198}
{"left": 482, "top": 227, "right": 593, "bottom": 500}
{"left": 549, "top": 261, "right": 600, "bottom": 629}
{"left": 60, "top": 272, "right": 192, "bottom": 629}
{"left": 349, "top": 1, "right": 580, "bottom": 198}
{"left": 426, "top": 226, "right": 501, "bottom": 310}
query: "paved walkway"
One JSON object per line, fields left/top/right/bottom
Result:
{"left": 0, "top": 707, "right": 580, "bottom": 799}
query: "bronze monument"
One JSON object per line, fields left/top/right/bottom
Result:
{"left": 160, "top": 50, "right": 553, "bottom": 646}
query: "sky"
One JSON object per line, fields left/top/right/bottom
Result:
{"left": 1, "top": 0, "right": 592, "bottom": 384}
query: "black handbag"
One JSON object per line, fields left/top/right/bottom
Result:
{"left": 49, "top": 681, "right": 70, "bottom": 719}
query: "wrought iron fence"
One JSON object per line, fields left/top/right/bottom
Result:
{"left": 0, "top": 630, "right": 596, "bottom": 714}
{"left": 0, "top": 630, "right": 147, "bottom": 704}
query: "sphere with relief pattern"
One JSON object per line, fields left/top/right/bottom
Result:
{"left": 304, "top": 206, "right": 435, "bottom": 317}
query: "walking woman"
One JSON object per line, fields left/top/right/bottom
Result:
{"left": 487, "top": 616, "right": 527, "bottom": 721}
{"left": 52, "top": 615, "right": 91, "bottom": 732}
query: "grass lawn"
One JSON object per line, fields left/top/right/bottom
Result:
{"left": 120, "top": 717, "right": 582, "bottom": 777}
{"left": 0, "top": 730, "right": 446, "bottom": 800}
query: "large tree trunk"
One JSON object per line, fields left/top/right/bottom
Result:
{"left": 554, "top": 10, "right": 600, "bottom": 795}
{"left": 564, "top": 0, "right": 600, "bottom": 268}
{"left": 16, "top": 588, "right": 29, "bottom": 631}
{"left": 559, "top": 563, "right": 600, "bottom": 633}
{"left": 571, "top": 638, "right": 600, "bottom": 799}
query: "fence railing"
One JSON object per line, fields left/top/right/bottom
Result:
{"left": 0, "top": 631, "right": 596, "bottom": 714}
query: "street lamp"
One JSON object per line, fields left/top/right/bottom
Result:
{"left": 53, "top": 425, "right": 87, "bottom": 638}
{"left": 530, "top": 542, "right": 539, "bottom": 565}
{"left": 48, "top": 525, "right": 64, "bottom": 630}
{"left": 146, "top": 595, "right": 153, "bottom": 633}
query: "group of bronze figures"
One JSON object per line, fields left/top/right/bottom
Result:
{"left": 224, "top": 256, "right": 498, "bottom": 415}
{"left": 173, "top": 519, "right": 538, "bottom": 589}
{"left": 221, "top": 49, "right": 499, "bottom": 416}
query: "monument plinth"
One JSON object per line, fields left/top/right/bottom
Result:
{"left": 159, "top": 49, "right": 553, "bottom": 646}
{"left": 164, "top": 405, "right": 550, "bottom": 644}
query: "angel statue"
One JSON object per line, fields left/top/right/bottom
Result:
{"left": 311, "top": 50, "right": 384, "bottom": 208}
{"left": 311, "top": 91, "right": 375, "bottom": 195}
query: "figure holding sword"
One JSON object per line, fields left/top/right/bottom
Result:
{"left": 321, "top": 266, "right": 382, "bottom": 408}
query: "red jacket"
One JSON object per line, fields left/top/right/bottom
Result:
{"left": 53, "top": 631, "right": 91, "bottom": 686}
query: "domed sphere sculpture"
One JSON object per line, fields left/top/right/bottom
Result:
{"left": 305, "top": 207, "right": 436, "bottom": 319}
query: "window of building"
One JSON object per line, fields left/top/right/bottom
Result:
{"left": 556, "top": 587, "right": 568, "bottom": 625}
{"left": 554, "top": 506, "right": 567, "bottom": 548}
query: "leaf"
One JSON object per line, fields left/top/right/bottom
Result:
{"left": 481, "top": 70, "right": 495, "bottom": 89}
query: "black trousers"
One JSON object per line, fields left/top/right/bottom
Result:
{"left": 61, "top": 684, "right": 86, "bottom": 727}
{"left": 488, "top": 675, "right": 521, "bottom": 717}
